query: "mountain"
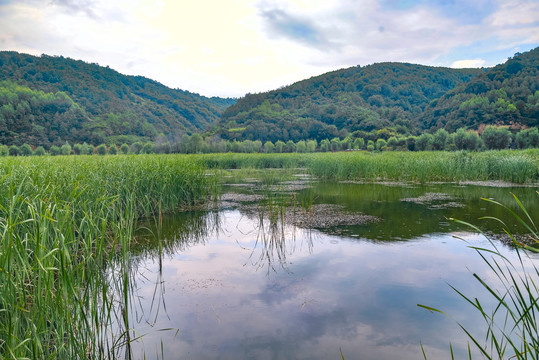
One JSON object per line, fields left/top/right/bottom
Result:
{"left": 214, "top": 62, "right": 483, "bottom": 143}
{"left": 0, "top": 51, "right": 235, "bottom": 148}
{"left": 421, "top": 47, "right": 539, "bottom": 131}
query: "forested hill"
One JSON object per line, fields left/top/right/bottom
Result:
{"left": 0, "top": 51, "right": 235, "bottom": 148}
{"left": 421, "top": 47, "right": 539, "bottom": 131}
{"left": 215, "top": 62, "right": 483, "bottom": 143}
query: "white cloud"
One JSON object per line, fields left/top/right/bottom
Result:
{"left": 451, "top": 59, "right": 487, "bottom": 68}
{"left": 0, "top": 0, "right": 537, "bottom": 97}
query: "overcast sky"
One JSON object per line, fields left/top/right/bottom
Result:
{"left": 0, "top": 0, "right": 537, "bottom": 97}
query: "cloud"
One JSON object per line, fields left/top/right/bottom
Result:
{"left": 451, "top": 59, "right": 487, "bottom": 68}
{"left": 0, "top": 0, "right": 537, "bottom": 97}
{"left": 260, "top": 8, "right": 332, "bottom": 48}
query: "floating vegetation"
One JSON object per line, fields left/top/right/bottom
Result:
{"left": 286, "top": 204, "right": 381, "bottom": 229}
{"left": 401, "top": 192, "right": 465, "bottom": 209}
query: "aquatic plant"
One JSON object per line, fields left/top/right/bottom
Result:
{"left": 0, "top": 155, "right": 213, "bottom": 358}
{"left": 419, "top": 193, "right": 538, "bottom": 359}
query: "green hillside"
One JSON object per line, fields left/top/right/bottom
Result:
{"left": 0, "top": 51, "right": 235, "bottom": 148}
{"left": 215, "top": 62, "right": 483, "bottom": 142}
{"left": 421, "top": 47, "right": 539, "bottom": 131}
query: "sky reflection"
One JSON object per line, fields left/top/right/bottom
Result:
{"left": 124, "top": 207, "right": 535, "bottom": 360}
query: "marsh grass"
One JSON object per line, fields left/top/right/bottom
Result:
{"left": 195, "top": 150, "right": 538, "bottom": 184}
{"left": 0, "top": 155, "right": 213, "bottom": 359}
{"left": 419, "top": 192, "right": 539, "bottom": 359}
{"left": 307, "top": 150, "right": 539, "bottom": 184}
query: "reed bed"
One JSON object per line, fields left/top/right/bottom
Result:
{"left": 195, "top": 150, "right": 538, "bottom": 184}
{"left": 307, "top": 150, "right": 539, "bottom": 184}
{"left": 0, "top": 155, "right": 212, "bottom": 359}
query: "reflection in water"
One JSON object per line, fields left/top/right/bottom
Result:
{"left": 109, "top": 180, "right": 538, "bottom": 359}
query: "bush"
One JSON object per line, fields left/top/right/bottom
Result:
{"left": 96, "top": 144, "right": 107, "bottom": 155}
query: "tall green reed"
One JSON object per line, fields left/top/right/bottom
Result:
{"left": 0, "top": 154, "right": 213, "bottom": 359}
{"left": 419, "top": 192, "right": 538, "bottom": 359}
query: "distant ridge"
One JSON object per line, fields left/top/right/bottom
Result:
{"left": 0, "top": 51, "right": 235, "bottom": 147}
{"left": 213, "top": 48, "right": 538, "bottom": 143}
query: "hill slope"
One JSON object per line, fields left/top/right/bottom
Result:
{"left": 215, "top": 63, "right": 483, "bottom": 142}
{"left": 0, "top": 51, "right": 235, "bottom": 147}
{"left": 421, "top": 47, "right": 539, "bottom": 131}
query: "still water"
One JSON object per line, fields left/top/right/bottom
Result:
{"left": 121, "top": 178, "right": 538, "bottom": 359}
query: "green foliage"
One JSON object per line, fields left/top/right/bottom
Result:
{"left": 0, "top": 51, "right": 235, "bottom": 146}
{"left": 416, "top": 133, "right": 433, "bottom": 151}
{"left": 482, "top": 126, "right": 512, "bottom": 150}
{"left": 49, "top": 145, "right": 61, "bottom": 156}
{"left": 217, "top": 62, "right": 482, "bottom": 142}
{"left": 108, "top": 144, "right": 118, "bottom": 155}
{"left": 142, "top": 142, "right": 154, "bottom": 154}
{"left": 423, "top": 48, "right": 538, "bottom": 131}
{"left": 0, "top": 155, "right": 213, "bottom": 358}
{"left": 33, "top": 146, "right": 45, "bottom": 156}
{"left": 8, "top": 144, "right": 20, "bottom": 156}
{"left": 19, "top": 143, "right": 33, "bottom": 156}
{"left": 96, "top": 143, "right": 107, "bottom": 155}
{"left": 61, "top": 141, "right": 71, "bottom": 155}
{"left": 120, "top": 143, "right": 129, "bottom": 154}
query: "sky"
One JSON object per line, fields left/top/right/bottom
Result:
{"left": 0, "top": 0, "right": 537, "bottom": 98}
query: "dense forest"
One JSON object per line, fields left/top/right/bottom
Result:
{"left": 421, "top": 48, "right": 539, "bottom": 131}
{"left": 215, "top": 48, "right": 538, "bottom": 143}
{"left": 0, "top": 48, "right": 537, "bottom": 149}
{"left": 0, "top": 51, "right": 235, "bottom": 148}
{"left": 214, "top": 63, "right": 483, "bottom": 142}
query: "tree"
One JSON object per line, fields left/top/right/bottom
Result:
{"left": 463, "top": 131, "right": 481, "bottom": 151}
{"left": 387, "top": 136, "right": 398, "bottom": 149}
{"left": 376, "top": 138, "right": 387, "bottom": 151}
{"left": 306, "top": 140, "right": 317, "bottom": 152}
{"left": 481, "top": 126, "right": 511, "bottom": 150}
{"left": 120, "top": 143, "right": 129, "bottom": 154}
{"left": 353, "top": 137, "right": 364, "bottom": 150}
{"left": 130, "top": 142, "right": 143, "bottom": 154}
{"left": 415, "top": 133, "right": 433, "bottom": 151}
{"left": 9, "top": 145, "right": 20, "bottom": 156}
{"left": 73, "top": 143, "right": 84, "bottom": 155}
{"left": 296, "top": 140, "right": 306, "bottom": 153}
{"left": 366, "top": 140, "right": 375, "bottom": 152}
{"left": 453, "top": 128, "right": 467, "bottom": 150}
{"left": 432, "top": 128, "right": 449, "bottom": 151}
{"left": 20, "top": 143, "right": 33, "bottom": 156}
{"left": 34, "top": 146, "right": 46, "bottom": 156}
{"left": 108, "top": 144, "right": 118, "bottom": 155}
{"left": 263, "top": 141, "right": 274, "bottom": 153}
{"left": 50, "top": 145, "right": 61, "bottom": 156}
{"left": 61, "top": 141, "right": 71, "bottom": 155}
{"left": 275, "top": 140, "right": 285, "bottom": 153}
{"left": 406, "top": 136, "right": 416, "bottom": 151}
{"left": 81, "top": 142, "right": 94, "bottom": 155}
{"left": 96, "top": 144, "right": 107, "bottom": 155}
{"left": 286, "top": 140, "right": 296, "bottom": 153}
{"left": 142, "top": 142, "right": 154, "bottom": 154}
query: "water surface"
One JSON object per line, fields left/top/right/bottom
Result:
{"left": 122, "top": 180, "right": 538, "bottom": 359}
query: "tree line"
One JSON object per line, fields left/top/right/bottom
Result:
{"left": 1, "top": 125, "right": 537, "bottom": 156}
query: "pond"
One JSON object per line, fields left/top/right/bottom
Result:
{"left": 117, "top": 174, "right": 538, "bottom": 359}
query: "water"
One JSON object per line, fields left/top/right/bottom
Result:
{"left": 121, "top": 178, "right": 538, "bottom": 359}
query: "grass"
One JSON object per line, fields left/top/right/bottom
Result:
{"left": 192, "top": 150, "right": 539, "bottom": 184}
{"left": 0, "top": 155, "right": 213, "bottom": 359}
{"left": 307, "top": 150, "right": 539, "bottom": 184}
{"left": 0, "top": 150, "right": 537, "bottom": 358}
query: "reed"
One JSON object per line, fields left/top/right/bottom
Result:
{"left": 419, "top": 193, "right": 538, "bottom": 359}
{"left": 306, "top": 150, "right": 539, "bottom": 184}
{"left": 0, "top": 154, "right": 213, "bottom": 359}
